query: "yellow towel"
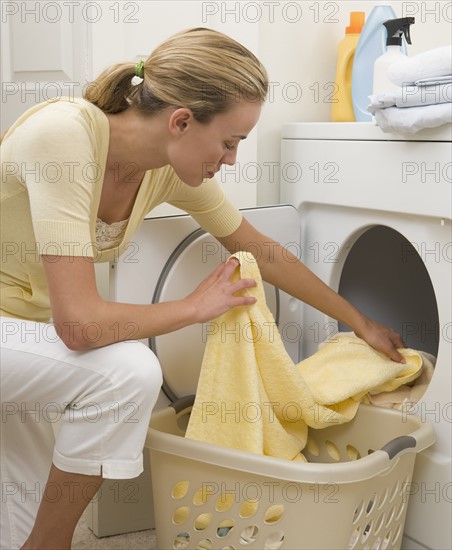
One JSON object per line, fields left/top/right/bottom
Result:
{"left": 185, "top": 252, "right": 424, "bottom": 461}
{"left": 367, "top": 351, "right": 435, "bottom": 410}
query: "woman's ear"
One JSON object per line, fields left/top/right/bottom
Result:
{"left": 168, "top": 107, "right": 193, "bottom": 137}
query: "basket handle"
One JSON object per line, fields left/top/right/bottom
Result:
{"left": 380, "top": 435, "right": 416, "bottom": 459}
{"left": 170, "top": 395, "right": 195, "bottom": 414}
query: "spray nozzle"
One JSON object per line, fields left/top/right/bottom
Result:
{"left": 383, "top": 17, "right": 415, "bottom": 46}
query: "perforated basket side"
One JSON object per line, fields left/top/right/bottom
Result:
{"left": 148, "top": 448, "right": 417, "bottom": 550}
{"left": 146, "top": 403, "right": 434, "bottom": 549}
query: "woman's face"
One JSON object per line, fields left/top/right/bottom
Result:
{"left": 167, "top": 100, "right": 262, "bottom": 186}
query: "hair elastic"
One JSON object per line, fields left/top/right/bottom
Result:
{"left": 135, "top": 60, "right": 145, "bottom": 79}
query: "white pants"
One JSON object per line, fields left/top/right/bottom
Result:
{"left": 0, "top": 316, "right": 163, "bottom": 549}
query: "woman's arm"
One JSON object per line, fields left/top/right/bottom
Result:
{"left": 42, "top": 255, "right": 256, "bottom": 351}
{"left": 217, "top": 218, "right": 406, "bottom": 362}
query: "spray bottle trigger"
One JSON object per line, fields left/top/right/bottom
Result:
{"left": 403, "top": 22, "right": 412, "bottom": 45}
{"left": 383, "top": 17, "right": 415, "bottom": 46}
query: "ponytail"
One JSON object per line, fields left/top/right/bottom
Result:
{"left": 83, "top": 62, "right": 137, "bottom": 114}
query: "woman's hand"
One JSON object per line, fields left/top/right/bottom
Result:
{"left": 355, "top": 318, "right": 407, "bottom": 363}
{"left": 183, "top": 259, "right": 257, "bottom": 324}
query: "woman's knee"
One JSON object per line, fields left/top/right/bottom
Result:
{"left": 106, "top": 341, "right": 163, "bottom": 399}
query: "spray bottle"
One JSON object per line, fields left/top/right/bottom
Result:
{"left": 331, "top": 12, "right": 365, "bottom": 122}
{"left": 372, "top": 17, "right": 415, "bottom": 95}
{"left": 351, "top": 1, "right": 405, "bottom": 121}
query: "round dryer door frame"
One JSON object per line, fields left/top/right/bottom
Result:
{"left": 148, "top": 227, "right": 281, "bottom": 403}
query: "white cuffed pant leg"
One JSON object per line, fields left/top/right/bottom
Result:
{"left": 0, "top": 316, "right": 163, "bottom": 549}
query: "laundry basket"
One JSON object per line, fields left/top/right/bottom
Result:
{"left": 146, "top": 400, "right": 435, "bottom": 550}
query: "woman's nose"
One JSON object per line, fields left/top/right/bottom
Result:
{"left": 222, "top": 149, "right": 238, "bottom": 166}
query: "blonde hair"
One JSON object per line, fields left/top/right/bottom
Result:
{"left": 83, "top": 27, "right": 268, "bottom": 122}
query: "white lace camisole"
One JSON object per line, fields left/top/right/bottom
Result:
{"left": 95, "top": 217, "right": 129, "bottom": 251}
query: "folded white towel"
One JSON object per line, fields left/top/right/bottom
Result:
{"left": 416, "top": 75, "right": 452, "bottom": 87}
{"left": 388, "top": 45, "right": 452, "bottom": 86}
{"left": 368, "top": 83, "right": 452, "bottom": 110}
{"left": 373, "top": 102, "right": 452, "bottom": 134}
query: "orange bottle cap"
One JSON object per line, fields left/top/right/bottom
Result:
{"left": 346, "top": 12, "right": 365, "bottom": 34}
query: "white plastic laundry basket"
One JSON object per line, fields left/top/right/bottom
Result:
{"left": 146, "top": 400, "right": 434, "bottom": 550}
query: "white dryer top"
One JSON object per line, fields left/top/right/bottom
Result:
{"left": 281, "top": 122, "right": 452, "bottom": 142}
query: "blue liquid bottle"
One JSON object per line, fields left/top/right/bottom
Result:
{"left": 351, "top": 1, "right": 406, "bottom": 121}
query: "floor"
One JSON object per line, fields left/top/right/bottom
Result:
{"left": 72, "top": 508, "right": 157, "bottom": 549}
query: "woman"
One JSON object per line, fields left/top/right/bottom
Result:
{"left": 0, "top": 28, "right": 405, "bottom": 549}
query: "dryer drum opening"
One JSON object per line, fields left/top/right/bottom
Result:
{"left": 338, "top": 225, "right": 439, "bottom": 357}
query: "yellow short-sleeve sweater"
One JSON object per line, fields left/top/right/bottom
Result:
{"left": 1, "top": 97, "right": 242, "bottom": 322}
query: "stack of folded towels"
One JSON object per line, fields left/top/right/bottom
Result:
{"left": 367, "top": 45, "right": 452, "bottom": 133}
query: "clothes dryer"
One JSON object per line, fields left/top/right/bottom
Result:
{"left": 280, "top": 122, "right": 452, "bottom": 550}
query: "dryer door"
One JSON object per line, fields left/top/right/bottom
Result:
{"left": 111, "top": 205, "right": 301, "bottom": 402}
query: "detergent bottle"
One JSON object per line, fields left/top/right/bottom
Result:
{"left": 351, "top": 1, "right": 407, "bottom": 121}
{"left": 372, "top": 17, "right": 415, "bottom": 95}
{"left": 331, "top": 11, "right": 365, "bottom": 122}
